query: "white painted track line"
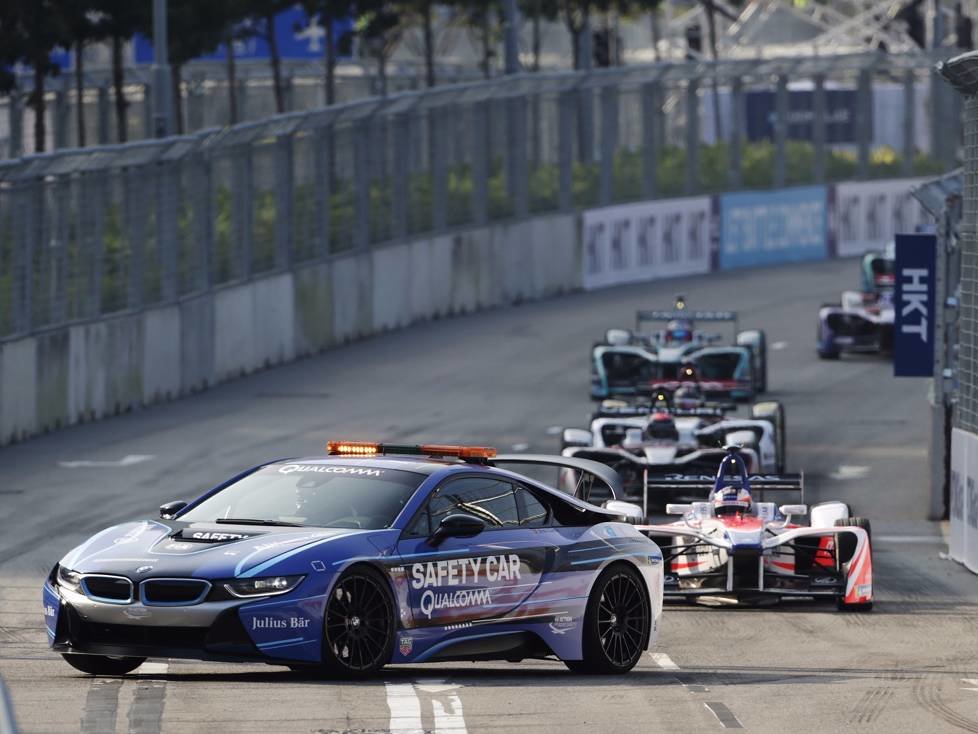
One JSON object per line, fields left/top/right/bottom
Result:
{"left": 386, "top": 683, "right": 424, "bottom": 734}
{"left": 650, "top": 652, "right": 680, "bottom": 670}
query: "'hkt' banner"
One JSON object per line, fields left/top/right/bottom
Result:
{"left": 719, "top": 186, "right": 827, "bottom": 269}
{"left": 581, "top": 196, "right": 712, "bottom": 290}
{"left": 893, "top": 233, "right": 936, "bottom": 377}
{"left": 834, "top": 179, "right": 930, "bottom": 257}
{"left": 949, "top": 427, "right": 978, "bottom": 574}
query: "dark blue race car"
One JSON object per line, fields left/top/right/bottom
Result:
{"left": 44, "top": 442, "right": 664, "bottom": 677}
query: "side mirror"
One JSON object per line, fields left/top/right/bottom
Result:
{"left": 605, "top": 328, "right": 632, "bottom": 345}
{"left": 666, "top": 503, "right": 692, "bottom": 515}
{"left": 603, "top": 500, "right": 644, "bottom": 523}
{"left": 429, "top": 514, "right": 485, "bottom": 546}
{"left": 779, "top": 504, "right": 808, "bottom": 517}
{"left": 160, "top": 500, "right": 188, "bottom": 520}
{"left": 561, "top": 428, "right": 593, "bottom": 449}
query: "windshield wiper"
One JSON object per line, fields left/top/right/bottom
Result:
{"left": 215, "top": 518, "right": 305, "bottom": 527}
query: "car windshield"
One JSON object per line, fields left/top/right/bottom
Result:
{"left": 178, "top": 463, "right": 426, "bottom": 529}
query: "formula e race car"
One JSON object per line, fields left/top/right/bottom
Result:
{"left": 816, "top": 247, "right": 894, "bottom": 359}
{"left": 560, "top": 387, "right": 786, "bottom": 511}
{"left": 44, "top": 442, "right": 663, "bottom": 677}
{"left": 591, "top": 296, "right": 768, "bottom": 402}
{"left": 640, "top": 448, "right": 873, "bottom": 611}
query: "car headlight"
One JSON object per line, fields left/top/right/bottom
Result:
{"left": 223, "top": 575, "right": 305, "bottom": 598}
{"left": 57, "top": 565, "right": 81, "bottom": 591}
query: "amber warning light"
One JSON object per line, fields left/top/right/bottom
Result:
{"left": 326, "top": 441, "right": 497, "bottom": 460}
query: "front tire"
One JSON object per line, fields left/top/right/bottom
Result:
{"left": 834, "top": 518, "right": 873, "bottom": 612}
{"left": 321, "top": 566, "right": 395, "bottom": 678}
{"left": 61, "top": 654, "right": 145, "bottom": 676}
{"left": 565, "top": 564, "right": 650, "bottom": 674}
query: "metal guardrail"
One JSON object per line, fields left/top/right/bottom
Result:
{"left": 0, "top": 51, "right": 961, "bottom": 342}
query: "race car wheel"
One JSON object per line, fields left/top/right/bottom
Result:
{"left": 834, "top": 518, "right": 873, "bottom": 612}
{"left": 321, "top": 566, "right": 395, "bottom": 677}
{"left": 566, "top": 563, "right": 650, "bottom": 674}
{"left": 61, "top": 654, "right": 146, "bottom": 676}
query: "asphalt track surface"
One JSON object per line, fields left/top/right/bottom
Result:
{"left": 1, "top": 257, "right": 977, "bottom": 734}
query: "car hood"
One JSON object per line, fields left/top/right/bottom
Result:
{"left": 59, "top": 520, "right": 382, "bottom": 580}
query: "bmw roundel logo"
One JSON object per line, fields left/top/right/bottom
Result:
{"left": 135, "top": 565, "right": 153, "bottom": 574}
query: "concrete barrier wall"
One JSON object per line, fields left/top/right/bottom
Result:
{"left": 0, "top": 212, "right": 580, "bottom": 446}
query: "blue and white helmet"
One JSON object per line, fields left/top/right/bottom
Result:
{"left": 711, "top": 486, "right": 752, "bottom": 517}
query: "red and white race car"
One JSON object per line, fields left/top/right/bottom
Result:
{"left": 640, "top": 449, "right": 872, "bottom": 611}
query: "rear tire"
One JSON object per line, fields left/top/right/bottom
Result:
{"left": 321, "top": 566, "right": 395, "bottom": 678}
{"left": 834, "top": 518, "right": 873, "bottom": 612}
{"left": 61, "top": 654, "right": 145, "bottom": 676}
{"left": 565, "top": 564, "right": 650, "bottom": 674}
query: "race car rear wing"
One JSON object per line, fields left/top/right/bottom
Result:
{"left": 636, "top": 309, "right": 738, "bottom": 331}
{"left": 645, "top": 473, "right": 805, "bottom": 501}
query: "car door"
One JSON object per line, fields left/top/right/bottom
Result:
{"left": 396, "top": 476, "right": 550, "bottom": 628}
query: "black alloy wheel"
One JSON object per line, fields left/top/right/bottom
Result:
{"left": 322, "top": 567, "right": 395, "bottom": 676}
{"left": 566, "top": 564, "right": 650, "bottom": 674}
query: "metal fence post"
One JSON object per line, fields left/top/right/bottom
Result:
{"left": 730, "top": 76, "right": 744, "bottom": 189}
{"left": 471, "top": 101, "right": 490, "bottom": 226}
{"left": 51, "top": 179, "right": 70, "bottom": 323}
{"left": 903, "top": 70, "right": 916, "bottom": 177}
{"left": 233, "top": 146, "right": 254, "bottom": 279}
{"left": 685, "top": 79, "right": 700, "bottom": 195}
{"left": 12, "top": 180, "right": 37, "bottom": 332}
{"left": 599, "top": 84, "right": 618, "bottom": 206}
{"left": 89, "top": 172, "right": 106, "bottom": 315}
{"left": 237, "top": 79, "right": 248, "bottom": 122}
{"left": 391, "top": 113, "right": 410, "bottom": 238}
{"left": 578, "top": 84, "right": 594, "bottom": 164}
{"left": 274, "top": 133, "right": 294, "bottom": 269}
{"left": 511, "top": 96, "right": 529, "bottom": 218}
{"left": 97, "top": 84, "right": 110, "bottom": 145}
{"left": 8, "top": 92, "right": 23, "bottom": 158}
{"left": 125, "top": 167, "right": 147, "bottom": 309}
{"left": 313, "top": 124, "right": 332, "bottom": 255}
{"left": 188, "top": 74, "right": 206, "bottom": 132}
{"left": 353, "top": 123, "right": 370, "bottom": 249}
{"left": 641, "top": 80, "right": 660, "bottom": 199}
{"left": 158, "top": 161, "right": 178, "bottom": 301}
{"left": 432, "top": 108, "right": 448, "bottom": 232}
{"left": 558, "top": 89, "right": 574, "bottom": 211}
{"left": 813, "top": 74, "right": 827, "bottom": 184}
{"left": 193, "top": 151, "right": 213, "bottom": 290}
{"left": 857, "top": 67, "right": 872, "bottom": 179}
{"left": 774, "top": 74, "right": 788, "bottom": 189}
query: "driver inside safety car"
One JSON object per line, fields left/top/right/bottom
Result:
{"left": 710, "top": 486, "right": 752, "bottom": 517}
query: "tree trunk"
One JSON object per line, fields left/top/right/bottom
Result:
{"left": 377, "top": 52, "right": 388, "bottom": 97}
{"left": 225, "top": 29, "right": 238, "bottom": 124}
{"left": 325, "top": 12, "right": 336, "bottom": 105}
{"left": 111, "top": 34, "right": 127, "bottom": 143}
{"left": 267, "top": 14, "right": 284, "bottom": 113}
{"left": 703, "top": 0, "right": 723, "bottom": 140}
{"left": 32, "top": 57, "right": 46, "bottom": 153}
{"left": 423, "top": 1, "right": 436, "bottom": 87}
{"left": 172, "top": 63, "right": 184, "bottom": 134}
{"left": 75, "top": 39, "right": 86, "bottom": 147}
{"left": 532, "top": 0, "right": 542, "bottom": 70}
{"left": 650, "top": 8, "right": 661, "bottom": 62}
{"left": 479, "top": 9, "right": 492, "bottom": 79}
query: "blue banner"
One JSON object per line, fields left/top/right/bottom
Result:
{"left": 893, "top": 233, "right": 937, "bottom": 377}
{"left": 134, "top": 7, "right": 353, "bottom": 64}
{"left": 719, "top": 186, "right": 828, "bottom": 269}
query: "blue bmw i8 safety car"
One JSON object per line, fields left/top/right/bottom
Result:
{"left": 44, "top": 442, "right": 663, "bottom": 677}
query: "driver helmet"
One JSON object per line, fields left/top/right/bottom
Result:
{"left": 665, "top": 319, "right": 693, "bottom": 343}
{"left": 711, "top": 486, "right": 752, "bottom": 517}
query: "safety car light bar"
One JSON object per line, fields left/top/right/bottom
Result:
{"left": 326, "top": 441, "right": 497, "bottom": 460}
